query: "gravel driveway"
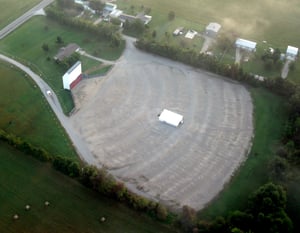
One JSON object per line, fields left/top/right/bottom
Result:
{"left": 70, "top": 37, "right": 253, "bottom": 210}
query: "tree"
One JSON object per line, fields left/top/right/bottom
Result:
{"left": 89, "top": 0, "right": 104, "bottom": 13}
{"left": 42, "top": 43, "right": 49, "bottom": 52}
{"left": 56, "top": 36, "right": 63, "bottom": 44}
{"left": 156, "top": 204, "right": 168, "bottom": 221}
{"left": 168, "top": 11, "right": 175, "bottom": 20}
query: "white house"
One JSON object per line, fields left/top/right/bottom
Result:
{"left": 205, "top": 22, "right": 221, "bottom": 37}
{"left": 235, "top": 38, "right": 257, "bottom": 52}
{"left": 62, "top": 61, "right": 82, "bottom": 90}
{"left": 286, "top": 46, "right": 298, "bottom": 61}
{"left": 158, "top": 109, "right": 184, "bottom": 127}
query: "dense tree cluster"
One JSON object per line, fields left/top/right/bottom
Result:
{"left": 46, "top": 6, "right": 123, "bottom": 47}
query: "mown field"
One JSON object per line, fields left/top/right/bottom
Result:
{"left": 0, "top": 0, "right": 41, "bottom": 29}
{"left": 199, "top": 87, "right": 288, "bottom": 217}
{"left": 0, "top": 61, "right": 77, "bottom": 159}
{"left": 0, "top": 15, "right": 124, "bottom": 113}
{"left": 0, "top": 143, "right": 176, "bottom": 233}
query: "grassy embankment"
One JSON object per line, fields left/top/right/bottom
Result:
{"left": 0, "top": 0, "right": 41, "bottom": 29}
{"left": 0, "top": 16, "right": 124, "bottom": 113}
{"left": 199, "top": 87, "right": 288, "bottom": 218}
{"left": 118, "top": 0, "right": 300, "bottom": 83}
{"left": 0, "top": 61, "right": 77, "bottom": 159}
{"left": 0, "top": 143, "right": 176, "bottom": 233}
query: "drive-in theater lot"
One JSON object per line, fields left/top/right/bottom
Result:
{"left": 70, "top": 40, "right": 253, "bottom": 210}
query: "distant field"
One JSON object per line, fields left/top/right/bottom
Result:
{"left": 119, "top": 0, "right": 300, "bottom": 82}
{"left": 0, "top": 0, "right": 41, "bottom": 29}
{"left": 0, "top": 61, "right": 77, "bottom": 159}
{"left": 0, "top": 143, "right": 176, "bottom": 233}
{"left": 0, "top": 16, "right": 124, "bottom": 113}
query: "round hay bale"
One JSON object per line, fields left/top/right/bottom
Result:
{"left": 100, "top": 217, "right": 106, "bottom": 222}
{"left": 13, "top": 214, "right": 19, "bottom": 220}
{"left": 44, "top": 201, "right": 50, "bottom": 206}
{"left": 25, "top": 205, "right": 30, "bottom": 210}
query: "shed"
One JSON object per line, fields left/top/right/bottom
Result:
{"left": 54, "top": 43, "right": 80, "bottom": 62}
{"left": 158, "top": 109, "right": 184, "bottom": 127}
{"left": 205, "top": 22, "right": 221, "bottom": 37}
{"left": 235, "top": 38, "right": 257, "bottom": 52}
{"left": 286, "top": 46, "right": 298, "bottom": 61}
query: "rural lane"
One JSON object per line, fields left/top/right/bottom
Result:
{"left": 0, "top": 0, "right": 55, "bottom": 40}
{"left": 0, "top": 54, "right": 97, "bottom": 165}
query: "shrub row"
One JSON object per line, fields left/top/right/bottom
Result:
{"left": 0, "top": 129, "right": 171, "bottom": 222}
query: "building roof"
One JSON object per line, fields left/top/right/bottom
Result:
{"left": 159, "top": 109, "right": 184, "bottom": 127}
{"left": 206, "top": 22, "right": 221, "bottom": 33}
{"left": 235, "top": 38, "right": 257, "bottom": 50}
{"left": 286, "top": 46, "right": 298, "bottom": 56}
{"left": 54, "top": 43, "right": 80, "bottom": 61}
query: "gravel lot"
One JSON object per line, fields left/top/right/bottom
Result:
{"left": 70, "top": 38, "right": 253, "bottom": 210}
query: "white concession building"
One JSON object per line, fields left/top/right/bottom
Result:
{"left": 286, "top": 46, "right": 299, "bottom": 61}
{"left": 235, "top": 38, "right": 257, "bottom": 52}
{"left": 62, "top": 61, "right": 82, "bottom": 90}
{"left": 205, "top": 22, "right": 221, "bottom": 37}
{"left": 158, "top": 109, "right": 184, "bottom": 127}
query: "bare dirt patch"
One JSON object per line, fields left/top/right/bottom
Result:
{"left": 70, "top": 40, "right": 253, "bottom": 210}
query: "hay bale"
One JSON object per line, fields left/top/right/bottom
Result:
{"left": 100, "top": 217, "right": 106, "bottom": 222}
{"left": 44, "top": 201, "right": 50, "bottom": 206}
{"left": 13, "top": 214, "right": 19, "bottom": 220}
{"left": 25, "top": 205, "right": 30, "bottom": 210}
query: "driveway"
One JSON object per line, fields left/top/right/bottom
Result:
{"left": 70, "top": 37, "right": 254, "bottom": 210}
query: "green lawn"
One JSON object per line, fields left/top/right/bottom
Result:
{"left": 0, "top": 0, "right": 42, "bottom": 29}
{"left": 0, "top": 143, "right": 177, "bottom": 233}
{"left": 0, "top": 16, "right": 124, "bottom": 113}
{"left": 0, "top": 61, "right": 77, "bottom": 160}
{"left": 199, "top": 87, "right": 288, "bottom": 218}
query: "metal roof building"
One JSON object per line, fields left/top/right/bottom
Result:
{"left": 286, "top": 45, "right": 298, "bottom": 61}
{"left": 205, "top": 22, "right": 221, "bottom": 37}
{"left": 235, "top": 38, "right": 257, "bottom": 52}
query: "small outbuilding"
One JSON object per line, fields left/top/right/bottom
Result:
{"left": 158, "top": 109, "right": 184, "bottom": 127}
{"left": 286, "top": 46, "right": 298, "bottom": 61}
{"left": 205, "top": 22, "right": 221, "bottom": 37}
{"left": 54, "top": 43, "right": 80, "bottom": 62}
{"left": 235, "top": 38, "right": 257, "bottom": 52}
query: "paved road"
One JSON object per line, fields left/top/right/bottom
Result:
{"left": 281, "top": 59, "right": 291, "bottom": 79}
{"left": 0, "top": 0, "right": 55, "bottom": 40}
{"left": 0, "top": 54, "right": 97, "bottom": 165}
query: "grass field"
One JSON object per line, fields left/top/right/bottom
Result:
{"left": 0, "top": 143, "right": 176, "bottom": 233}
{"left": 0, "top": 16, "right": 124, "bottom": 113}
{"left": 0, "top": 0, "right": 41, "bottom": 29}
{"left": 118, "top": 0, "right": 300, "bottom": 82}
{"left": 0, "top": 61, "right": 77, "bottom": 159}
{"left": 199, "top": 87, "right": 288, "bottom": 218}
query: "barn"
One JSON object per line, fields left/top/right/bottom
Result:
{"left": 158, "top": 109, "right": 184, "bottom": 127}
{"left": 62, "top": 61, "right": 82, "bottom": 90}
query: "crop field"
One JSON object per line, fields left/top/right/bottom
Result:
{"left": 0, "top": 0, "right": 41, "bottom": 29}
{"left": 0, "top": 61, "right": 77, "bottom": 159}
{"left": 0, "top": 16, "right": 124, "bottom": 113}
{"left": 0, "top": 143, "right": 176, "bottom": 233}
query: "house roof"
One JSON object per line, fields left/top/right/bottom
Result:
{"left": 206, "top": 22, "right": 221, "bottom": 33}
{"left": 54, "top": 43, "right": 80, "bottom": 61}
{"left": 235, "top": 38, "right": 256, "bottom": 50}
{"left": 286, "top": 46, "right": 298, "bottom": 56}
{"left": 159, "top": 109, "right": 184, "bottom": 127}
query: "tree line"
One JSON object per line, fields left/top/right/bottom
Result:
{"left": 0, "top": 129, "right": 172, "bottom": 222}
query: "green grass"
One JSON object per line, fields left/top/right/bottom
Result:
{"left": 199, "top": 87, "right": 288, "bottom": 218}
{"left": 0, "top": 16, "right": 124, "bottom": 113}
{"left": 0, "top": 0, "right": 41, "bottom": 29}
{"left": 0, "top": 143, "right": 177, "bottom": 233}
{"left": 0, "top": 61, "right": 77, "bottom": 160}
